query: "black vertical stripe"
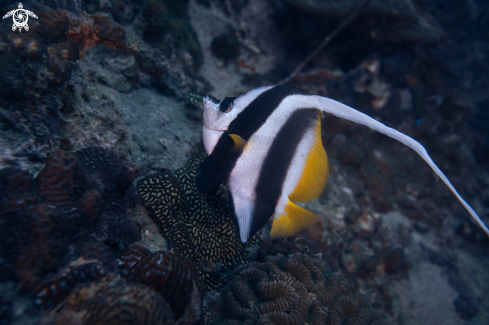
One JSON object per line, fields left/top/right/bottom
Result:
{"left": 210, "top": 85, "right": 309, "bottom": 181}
{"left": 219, "top": 97, "right": 236, "bottom": 112}
{"left": 250, "top": 108, "right": 320, "bottom": 239}
{"left": 228, "top": 85, "right": 309, "bottom": 140}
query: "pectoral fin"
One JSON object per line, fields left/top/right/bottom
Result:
{"left": 270, "top": 200, "right": 321, "bottom": 238}
{"left": 229, "top": 134, "right": 247, "bottom": 152}
{"left": 195, "top": 156, "right": 222, "bottom": 194}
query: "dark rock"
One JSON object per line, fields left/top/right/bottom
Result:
{"left": 453, "top": 294, "right": 479, "bottom": 320}
{"left": 210, "top": 31, "right": 240, "bottom": 63}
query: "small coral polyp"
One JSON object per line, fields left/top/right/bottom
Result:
{"left": 207, "top": 253, "right": 384, "bottom": 325}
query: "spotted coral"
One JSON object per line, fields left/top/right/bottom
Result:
{"left": 138, "top": 152, "right": 257, "bottom": 290}
{"left": 207, "top": 253, "right": 384, "bottom": 325}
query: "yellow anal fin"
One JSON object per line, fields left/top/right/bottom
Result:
{"left": 270, "top": 200, "right": 321, "bottom": 239}
{"left": 289, "top": 116, "right": 329, "bottom": 203}
{"left": 229, "top": 134, "right": 247, "bottom": 152}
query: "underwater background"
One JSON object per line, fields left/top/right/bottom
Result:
{"left": 0, "top": 0, "right": 488, "bottom": 324}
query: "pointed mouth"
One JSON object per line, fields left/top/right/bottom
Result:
{"left": 203, "top": 94, "right": 220, "bottom": 108}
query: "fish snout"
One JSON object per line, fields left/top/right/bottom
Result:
{"left": 203, "top": 95, "right": 220, "bottom": 110}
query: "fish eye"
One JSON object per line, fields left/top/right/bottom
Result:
{"left": 219, "top": 97, "right": 236, "bottom": 113}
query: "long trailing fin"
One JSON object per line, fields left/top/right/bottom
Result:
{"left": 314, "top": 95, "right": 489, "bottom": 237}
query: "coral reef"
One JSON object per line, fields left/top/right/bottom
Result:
{"left": 41, "top": 278, "right": 175, "bottom": 325}
{"left": 0, "top": 146, "right": 203, "bottom": 323}
{"left": 118, "top": 244, "right": 201, "bottom": 319}
{"left": 38, "top": 0, "right": 82, "bottom": 13}
{"left": 142, "top": 0, "right": 202, "bottom": 68}
{"left": 75, "top": 146, "right": 141, "bottom": 245}
{"left": 0, "top": 2, "right": 130, "bottom": 106}
{"left": 33, "top": 242, "right": 203, "bottom": 324}
{"left": 280, "top": 0, "right": 442, "bottom": 43}
{"left": 256, "top": 232, "right": 339, "bottom": 272}
{"left": 1, "top": 0, "right": 488, "bottom": 323}
{"left": 207, "top": 253, "right": 384, "bottom": 325}
{"left": 32, "top": 241, "right": 118, "bottom": 309}
{"left": 0, "top": 1, "right": 131, "bottom": 172}
{"left": 119, "top": 0, "right": 210, "bottom": 100}
{"left": 69, "top": 12, "right": 131, "bottom": 57}
{"left": 0, "top": 147, "right": 138, "bottom": 291}
{"left": 138, "top": 151, "right": 258, "bottom": 290}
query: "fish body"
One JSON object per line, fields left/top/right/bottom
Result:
{"left": 197, "top": 85, "right": 489, "bottom": 243}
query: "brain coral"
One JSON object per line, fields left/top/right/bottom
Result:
{"left": 0, "top": 147, "right": 140, "bottom": 296}
{"left": 206, "top": 253, "right": 384, "bottom": 325}
{"left": 118, "top": 244, "right": 201, "bottom": 320}
{"left": 138, "top": 152, "right": 258, "bottom": 290}
{"left": 41, "top": 278, "right": 175, "bottom": 325}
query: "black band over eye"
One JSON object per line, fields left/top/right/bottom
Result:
{"left": 219, "top": 97, "right": 236, "bottom": 113}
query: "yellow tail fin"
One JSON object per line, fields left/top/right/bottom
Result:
{"left": 270, "top": 200, "right": 321, "bottom": 238}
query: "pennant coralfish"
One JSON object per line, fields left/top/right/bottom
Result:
{"left": 195, "top": 85, "right": 489, "bottom": 243}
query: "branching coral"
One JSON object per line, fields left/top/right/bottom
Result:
{"left": 207, "top": 254, "right": 384, "bottom": 325}
{"left": 138, "top": 152, "right": 257, "bottom": 290}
